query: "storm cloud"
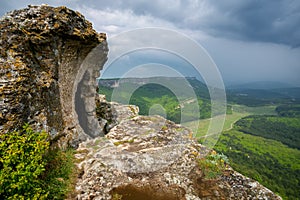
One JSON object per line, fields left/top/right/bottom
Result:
{"left": 1, "top": 0, "right": 299, "bottom": 85}
{"left": 79, "top": 0, "right": 300, "bottom": 47}
{"left": 1, "top": 0, "right": 299, "bottom": 47}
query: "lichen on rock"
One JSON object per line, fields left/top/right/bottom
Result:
{"left": 75, "top": 115, "right": 282, "bottom": 200}
{"left": 0, "top": 5, "right": 108, "bottom": 147}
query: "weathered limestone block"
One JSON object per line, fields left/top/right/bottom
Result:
{"left": 0, "top": 5, "right": 108, "bottom": 147}
{"left": 75, "top": 115, "right": 282, "bottom": 199}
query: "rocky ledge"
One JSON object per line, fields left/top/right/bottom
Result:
{"left": 75, "top": 107, "right": 281, "bottom": 200}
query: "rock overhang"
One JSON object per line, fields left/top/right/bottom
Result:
{"left": 0, "top": 4, "right": 108, "bottom": 147}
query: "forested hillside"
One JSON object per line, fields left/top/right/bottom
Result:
{"left": 235, "top": 115, "right": 300, "bottom": 149}
{"left": 215, "top": 104, "right": 300, "bottom": 199}
{"left": 98, "top": 78, "right": 212, "bottom": 123}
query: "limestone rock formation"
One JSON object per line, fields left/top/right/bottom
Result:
{"left": 0, "top": 5, "right": 108, "bottom": 147}
{"left": 75, "top": 114, "right": 282, "bottom": 200}
{"left": 0, "top": 5, "right": 282, "bottom": 200}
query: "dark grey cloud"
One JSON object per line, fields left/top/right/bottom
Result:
{"left": 1, "top": 0, "right": 299, "bottom": 47}
{"left": 207, "top": 0, "right": 300, "bottom": 47}
{"left": 127, "top": 0, "right": 300, "bottom": 47}
{"left": 79, "top": 0, "right": 300, "bottom": 47}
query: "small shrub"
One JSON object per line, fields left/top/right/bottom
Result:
{"left": 0, "top": 124, "right": 50, "bottom": 199}
{"left": 0, "top": 124, "right": 76, "bottom": 199}
{"left": 197, "top": 151, "right": 229, "bottom": 179}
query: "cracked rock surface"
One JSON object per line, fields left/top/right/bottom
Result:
{"left": 75, "top": 113, "right": 281, "bottom": 200}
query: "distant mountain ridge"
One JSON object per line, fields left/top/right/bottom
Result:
{"left": 99, "top": 76, "right": 201, "bottom": 86}
{"left": 98, "top": 76, "right": 210, "bottom": 99}
{"left": 227, "top": 81, "right": 296, "bottom": 90}
{"left": 99, "top": 77, "right": 300, "bottom": 106}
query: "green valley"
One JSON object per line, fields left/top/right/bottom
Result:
{"left": 183, "top": 104, "right": 277, "bottom": 137}
{"left": 98, "top": 77, "right": 300, "bottom": 199}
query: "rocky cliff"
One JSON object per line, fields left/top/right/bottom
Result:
{"left": 0, "top": 5, "right": 107, "bottom": 147}
{"left": 0, "top": 5, "right": 281, "bottom": 200}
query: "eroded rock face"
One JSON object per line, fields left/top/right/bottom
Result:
{"left": 75, "top": 115, "right": 282, "bottom": 200}
{"left": 95, "top": 94, "right": 139, "bottom": 134}
{"left": 0, "top": 5, "right": 108, "bottom": 147}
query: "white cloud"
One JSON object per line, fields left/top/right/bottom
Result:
{"left": 75, "top": 6, "right": 175, "bottom": 36}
